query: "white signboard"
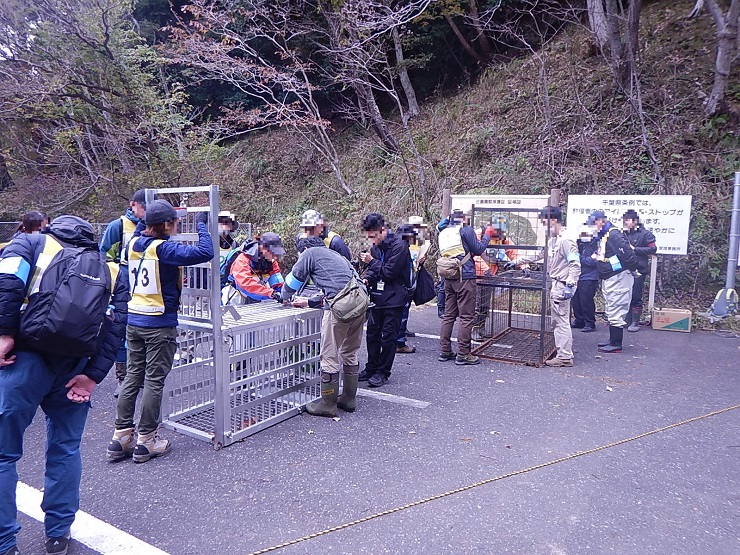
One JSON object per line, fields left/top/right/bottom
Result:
{"left": 566, "top": 195, "right": 692, "bottom": 256}
{"left": 450, "top": 194, "right": 551, "bottom": 246}
{"left": 450, "top": 194, "right": 550, "bottom": 213}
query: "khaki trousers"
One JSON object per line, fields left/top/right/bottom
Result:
{"left": 603, "top": 271, "right": 634, "bottom": 327}
{"left": 320, "top": 309, "right": 366, "bottom": 374}
{"left": 550, "top": 280, "right": 574, "bottom": 360}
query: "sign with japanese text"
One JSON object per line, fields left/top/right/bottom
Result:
{"left": 566, "top": 195, "right": 692, "bottom": 255}
{"left": 451, "top": 194, "right": 551, "bottom": 246}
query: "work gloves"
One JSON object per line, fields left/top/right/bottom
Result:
{"left": 561, "top": 285, "right": 574, "bottom": 300}
{"left": 195, "top": 212, "right": 209, "bottom": 226}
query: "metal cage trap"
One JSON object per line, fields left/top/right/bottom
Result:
{"left": 142, "top": 185, "right": 322, "bottom": 449}
{"left": 469, "top": 206, "right": 556, "bottom": 367}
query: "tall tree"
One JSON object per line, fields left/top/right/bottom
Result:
{"left": 0, "top": 0, "right": 198, "bottom": 211}
{"left": 690, "top": 0, "right": 740, "bottom": 116}
{"left": 169, "top": 0, "right": 353, "bottom": 194}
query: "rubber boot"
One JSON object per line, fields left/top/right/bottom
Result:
{"left": 305, "top": 372, "right": 339, "bottom": 417}
{"left": 627, "top": 308, "right": 641, "bottom": 332}
{"left": 598, "top": 326, "right": 623, "bottom": 353}
{"left": 337, "top": 364, "right": 359, "bottom": 413}
{"left": 107, "top": 427, "right": 136, "bottom": 461}
{"left": 133, "top": 431, "right": 171, "bottom": 463}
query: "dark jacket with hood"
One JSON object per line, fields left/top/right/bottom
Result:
{"left": 364, "top": 231, "right": 412, "bottom": 308}
{"left": 624, "top": 225, "right": 657, "bottom": 274}
{"left": 0, "top": 215, "right": 129, "bottom": 383}
{"left": 597, "top": 222, "right": 639, "bottom": 280}
{"left": 578, "top": 236, "right": 600, "bottom": 281}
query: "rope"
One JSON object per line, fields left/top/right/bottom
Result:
{"left": 247, "top": 403, "right": 740, "bottom": 555}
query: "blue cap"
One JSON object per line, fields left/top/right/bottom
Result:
{"left": 586, "top": 210, "right": 607, "bottom": 225}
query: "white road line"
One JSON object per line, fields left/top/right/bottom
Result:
{"left": 356, "top": 389, "right": 431, "bottom": 408}
{"left": 16, "top": 482, "right": 170, "bottom": 555}
{"left": 411, "top": 332, "right": 449, "bottom": 341}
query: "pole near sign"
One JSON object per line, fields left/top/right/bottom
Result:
{"left": 566, "top": 195, "right": 692, "bottom": 256}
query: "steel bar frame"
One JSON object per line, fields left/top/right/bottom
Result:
{"left": 470, "top": 206, "right": 554, "bottom": 367}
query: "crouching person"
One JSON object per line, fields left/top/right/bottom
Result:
{"left": 108, "top": 200, "right": 213, "bottom": 463}
{"left": 281, "top": 236, "right": 369, "bottom": 417}
{"left": 0, "top": 216, "right": 128, "bottom": 555}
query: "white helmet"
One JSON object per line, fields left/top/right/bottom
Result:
{"left": 301, "top": 209, "right": 323, "bottom": 228}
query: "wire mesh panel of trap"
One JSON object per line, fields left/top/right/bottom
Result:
{"left": 472, "top": 270, "right": 556, "bottom": 366}
{"left": 163, "top": 303, "right": 322, "bottom": 447}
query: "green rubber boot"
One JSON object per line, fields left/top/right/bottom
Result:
{"left": 337, "top": 364, "right": 359, "bottom": 413}
{"left": 306, "top": 372, "right": 339, "bottom": 417}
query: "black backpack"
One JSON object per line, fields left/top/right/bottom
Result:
{"left": 20, "top": 245, "right": 113, "bottom": 357}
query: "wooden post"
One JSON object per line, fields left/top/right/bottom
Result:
{"left": 550, "top": 188, "right": 560, "bottom": 207}
{"left": 442, "top": 188, "right": 451, "bottom": 218}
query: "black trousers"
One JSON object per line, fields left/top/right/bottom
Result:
{"left": 364, "top": 306, "right": 403, "bottom": 377}
{"left": 571, "top": 279, "right": 598, "bottom": 327}
{"left": 631, "top": 274, "right": 646, "bottom": 309}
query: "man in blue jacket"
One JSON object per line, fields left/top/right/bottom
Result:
{"left": 438, "top": 209, "right": 495, "bottom": 365}
{"left": 571, "top": 225, "right": 600, "bottom": 333}
{"left": 357, "top": 213, "right": 411, "bottom": 388}
{"left": 0, "top": 216, "right": 128, "bottom": 555}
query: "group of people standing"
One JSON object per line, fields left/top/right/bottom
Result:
{"left": 0, "top": 192, "right": 657, "bottom": 555}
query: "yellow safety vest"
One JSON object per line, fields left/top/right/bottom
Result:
{"left": 121, "top": 216, "right": 137, "bottom": 258}
{"left": 438, "top": 226, "right": 465, "bottom": 258}
{"left": 127, "top": 238, "right": 166, "bottom": 315}
{"left": 323, "top": 231, "right": 339, "bottom": 249}
{"left": 25, "top": 235, "right": 65, "bottom": 301}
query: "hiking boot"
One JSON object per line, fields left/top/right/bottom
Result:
{"left": 438, "top": 351, "right": 456, "bottom": 362}
{"left": 570, "top": 320, "right": 585, "bottom": 329}
{"left": 2, "top": 547, "right": 21, "bottom": 555}
{"left": 367, "top": 373, "right": 388, "bottom": 388}
{"left": 581, "top": 325, "right": 596, "bottom": 333}
{"left": 627, "top": 308, "right": 642, "bottom": 332}
{"left": 396, "top": 344, "right": 416, "bottom": 354}
{"left": 107, "top": 427, "right": 136, "bottom": 461}
{"left": 455, "top": 354, "right": 481, "bottom": 365}
{"left": 133, "top": 431, "right": 171, "bottom": 463}
{"left": 337, "top": 364, "right": 359, "bottom": 413}
{"left": 305, "top": 372, "right": 339, "bottom": 417}
{"left": 405, "top": 330, "right": 416, "bottom": 338}
{"left": 545, "top": 358, "right": 573, "bottom": 367}
{"left": 358, "top": 367, "right": 375, "bottom": 382}
{"left": 45, "top": 532, "right": 70, "bottom": 555}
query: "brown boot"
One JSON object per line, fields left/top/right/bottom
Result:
{"left": 107, "top": 427, "right": 136, "bottom": 461}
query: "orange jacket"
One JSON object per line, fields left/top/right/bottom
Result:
{"left": 229, "top": 251, "right": 283, "bottom": 301}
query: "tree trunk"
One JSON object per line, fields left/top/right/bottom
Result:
{"left": 391, "top": 26, "right": 420, "bottom": 119}
{"left": 467, "top": 0, "right": 493, "bottom": 58}
{"left": 604, "top": 0, "right": 626, "bottom": 87}
{"left": 355, "top": 81, "right": 399, "bottom": 152}
{"left": 0, "top": 152, "right": 14, "bottom": 191}
{"left": 444, "top": 13, "right": 485, "bottom": 65}
{"left": 626, "top": 0, "right": 642, "bottom": 63}
{"left": 587, "top": 0, "right": 611, "bottom": 51}
{"left": 705, "top": 0, "right": 740, "bottom": 116}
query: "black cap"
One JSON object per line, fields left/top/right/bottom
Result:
{"left": 622, "top": 209, "right": 639, "bottom": 221}
{"left": 131, "top": 189, "right": 146, "bottom": 204}
{"left": 259, "top": 232, "right": 285, "bottom": 256}
{"left": 145, "top": 199, "right": 178, "bottom": 225}
{"left": 539, "top": 206, "right": 562, "bottom": 222}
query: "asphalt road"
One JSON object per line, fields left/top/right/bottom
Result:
{"left": 13, "top": 305, "right": 740, "bottom": 555}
